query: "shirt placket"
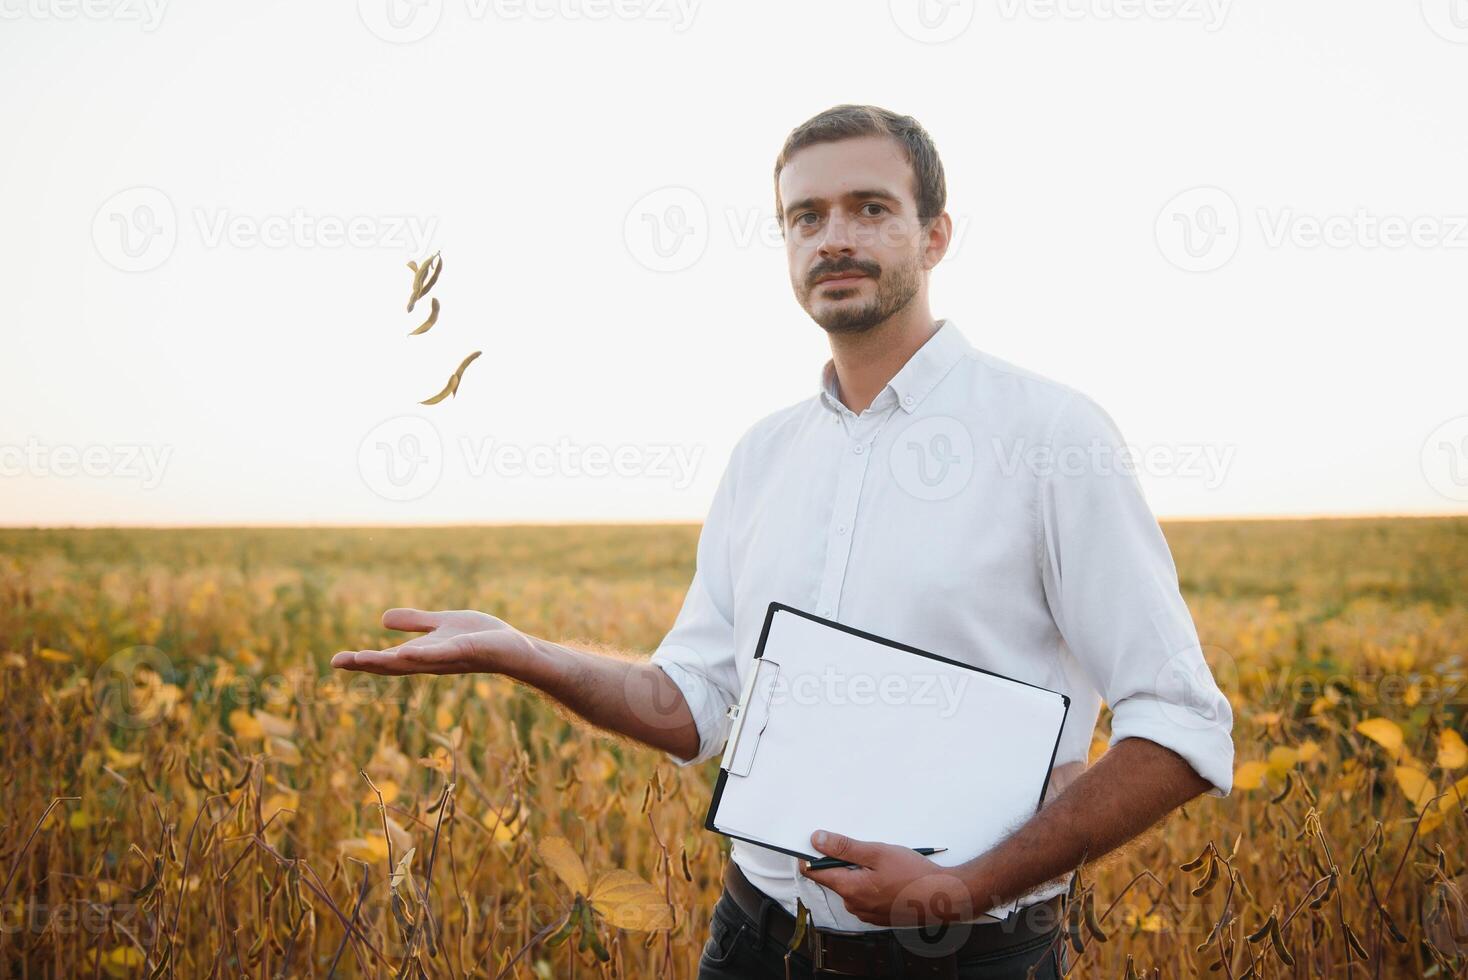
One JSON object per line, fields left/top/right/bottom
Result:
{"left": 801, "top": 398, "right": 897, "bottom": 924}
{"left": 814, "top": 403, "right": 891, "bottom": 620}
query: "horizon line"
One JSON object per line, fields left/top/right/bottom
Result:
{"left": 1, "top": 510, "right": 1465, "bottom": 531}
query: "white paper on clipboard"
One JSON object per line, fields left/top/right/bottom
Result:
{"left": 704, "top": 602, "right": 1071, "bottom": 921}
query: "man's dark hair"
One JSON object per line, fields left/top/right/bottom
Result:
{"left": 773, "top": 104, "right": 947, "bottom": 232}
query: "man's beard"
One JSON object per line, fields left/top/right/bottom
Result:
{"left": 802, "top": 255, "right": 923, "bottom": 335}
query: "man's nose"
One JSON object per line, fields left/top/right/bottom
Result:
{"left": 816, "top": 211, "right": 857, "bottom": 255}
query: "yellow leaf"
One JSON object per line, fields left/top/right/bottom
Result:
{"left": 1436, "top": 730, "right": 1467, "bottom": 770}
{"left": 338, "top": 834, "right": 390, "bottom": 863}
{"left": 104, "top": 745, "right": 143, "bottom": 769}
{"left": 435, "top": 705, "right": 455, "bottom": 731}
{"left": 1234, "top": 761, "right": 1270, "bottom": 791}
{"left": 263, "top": 789, "right": 299, "bottom": 822}
{"left": 1355, "top": 718, "right": 1404, "bottom": 757}
{"left": 39, "top": 647, "right": 72, "bottom": 663}
{"left": 268, "top": 737, "right": 302, "bottom": 766}
{"left": 252, "top": 709, "right": 295, "bottom": 739}
{"left": 419, "top": 746, "right": 453, "bottom": 775}
{"left": 485, "top": 802, "right": 528, "bottom": 846}
{"left": 102, "top": 946, "right": 143, "bottom": 978}
{"left": 1394, "top": 765, "right": 1436, "bottom": 812}
{"left": 1420, "top": 773, "right": 1468, "bottom": 836}
{"left": 362, "top": 779, "right": 400, "bottom": 805}
{"left": 229, "top": 709, "right": 264, "bottom": 740}
{"left": 1266, "top": 746, "right": 1299, "bottom": 778}
{"left": 588, "top": 869, "right": 674, "bottom": 931}
{"left": 1296, "top": 739, "right": 1323, "bottom": 764}
{"left": 385, "top": 815, "right": 413, "bottom": 856}
{"left": 537, "top": 836, "right": 589, "bottom": 896}
{"left": 368, "top": 742, "right": 412, "bottom": 782}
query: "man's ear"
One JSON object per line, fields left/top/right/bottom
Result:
{"left": 922, "top": 211, "right": 954, "bottom": 270}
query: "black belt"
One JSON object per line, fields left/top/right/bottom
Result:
{"left": 720, "top": 860, "right": 1065, "bottom": 978}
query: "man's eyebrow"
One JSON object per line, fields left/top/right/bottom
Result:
{"left": 783, "top": 188, "right": 904, "bottom": 222}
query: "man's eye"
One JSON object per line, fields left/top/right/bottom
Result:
{"left": 795, "top": 212, "right": 818, "bottom": 226}
{"left": 860, "top": 203, "right": 887, "bottom": 217}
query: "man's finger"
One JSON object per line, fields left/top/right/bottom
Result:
{"left": 382, "top": 607, "right": 441, "bottom": 633}
{"left": 798, "top": 862, "right": 862, "bottom": 893}
{"left": 333, "top": 648, "right": 415, "bottom": 675}
{"left": 809, "top": 830, "right": 880, "bottom": 866}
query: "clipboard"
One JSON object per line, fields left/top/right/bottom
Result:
{"left": 704, "top": 601, "right": 1071, "bottom": 919}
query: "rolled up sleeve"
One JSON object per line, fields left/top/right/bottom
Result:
{"left": 648, "top": 437, "right": 744, "bottom": 767}
{"left": 1038, "top": 393, "right": 1235, "bottom": 797}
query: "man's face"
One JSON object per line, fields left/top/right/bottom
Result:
{"left": 779, "top": 134, "right": 936, "bottom": 335}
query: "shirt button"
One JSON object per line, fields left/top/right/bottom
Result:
{"left": 903, "top": 395, "right": 914, "bottom": 407}
{"left": 853, "top": 444, "right": 865, "bottom": 454}
{"left": 820, "top": 607, "right": 832, "bottom": 617}
{"left": 837, "top": 524, "right": 847, "bottom": 534}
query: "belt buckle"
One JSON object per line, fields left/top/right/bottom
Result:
{"left": 804, "top": 925, "right": 874, "bottom": 976}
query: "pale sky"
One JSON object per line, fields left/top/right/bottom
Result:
{"left": 2, "top": 0, "right": 1466, "bottom": 526}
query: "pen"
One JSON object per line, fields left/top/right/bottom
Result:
{"left": 805, "top": 847, "right": 947, "bottom": 871}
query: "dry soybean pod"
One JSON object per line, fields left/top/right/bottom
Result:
{"left": 1082, "top": 890, "right": 1108, "bottom": 942}
{"left": 408, "top": 297, "right": 440, "bottom": 336}
{"left": 1267, "top": 915, "right": 1294, "bottom": 966}
{"left": 1246, "top": 912, "right": 1277, "bottom": 944}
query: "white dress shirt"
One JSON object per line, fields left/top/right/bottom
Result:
{"left": 649, "top": 318, "right": 1234, "bottom": 930}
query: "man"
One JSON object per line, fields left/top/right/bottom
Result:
{"left": 332, "top": 104, "right": 1235, "bottom": 979}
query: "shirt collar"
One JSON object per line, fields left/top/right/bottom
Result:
{"left": 819, "top": 318, "right": 972, "bottom": 416}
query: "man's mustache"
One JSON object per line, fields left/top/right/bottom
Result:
{"left": 809, "top": 261, "right": 880, "bottom": 287}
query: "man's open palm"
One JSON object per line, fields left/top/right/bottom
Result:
{"left": 330, "top": 607, "right": 531, "bottom": 675}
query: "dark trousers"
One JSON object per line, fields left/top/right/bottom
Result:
{"left": 696, "top": 885, "right": 1069, "bottom": 979}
